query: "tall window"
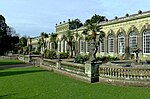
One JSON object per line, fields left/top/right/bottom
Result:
{"left": 80, "top": 39, "right": 84, "bottom": 53}
{"left": 118, "top": 33, "right": 125, "bottom": 54}
{"left": 129, "top": 31, "right": 137, "bottom": 53}
{"left": 100, "top": 38, "right": 104, "bottom": 53}
{"left": 108, "top": 34, "right": 114, "bottom": 53}
{"left": 86, "top": 41, "right": 90, "bottom": 53}
{"left": 143, "top": 30, "right": 150, "bottom": 54}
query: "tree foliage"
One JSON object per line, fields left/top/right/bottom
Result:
{"left": 37, "top": 32, "right": 48, "bottom": 53}
{"left": 50, "top": 33, "right": 58, "bottom": 50}
{"left": 0, "top": 15, "right": 19, "bottom": 55}
{"left": 62, "top": 30, "right": 74, "bottom": 58}
{"left": 70, "top": 19, "right": 83, "bottom": 30}
{"left": 83, "top": 14, "right": 106, "bottom": 59}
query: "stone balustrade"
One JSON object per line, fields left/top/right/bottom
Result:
{"left": 60, "top": 61, "right": 85, "bottom": 76}
{"left": 99, "top": 66, "right": 150, "bottom": 81}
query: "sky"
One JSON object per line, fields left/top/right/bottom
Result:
{"left": 0, "top": 0, "right": 150, "bottom": 37}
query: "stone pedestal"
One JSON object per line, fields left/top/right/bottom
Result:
{"left": 85, "top": 61, "right": 102, "bottom": 83}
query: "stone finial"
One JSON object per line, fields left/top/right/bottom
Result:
{"left": 115, "top": 16, "right": 118, "bottom": 19}
{"left": 138, "top": 10, "right": 142, "bottom": 14}
{"left": 105, "top": 19, "right": 108, "bottom": 21}
{"left": 68, "top": 19, "right": 70, "bottom": 22}
{"left": 126, "top": 13, "right": 129, "bottom": 17}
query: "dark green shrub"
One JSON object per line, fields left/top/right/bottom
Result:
{"left": 43, "top": 50, "right": 57, "bottom": 59}
{"left": 74, "top": 54, "right": 89, "bottom": 64}
{"left": 96, "top": 56, "right": 119, "bottom": 63}
{"left": 83, "top": 54, "right": 90, "bottom": 62}
{"left": 59, "top": 52, "right": 69, "bottom": 59}
{"left": 74, "top": 54, "right": 82, "bottom": 63}
{"left": 32, "top": 51, "right": 40, "bottom": 55}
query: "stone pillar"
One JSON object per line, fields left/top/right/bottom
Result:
{"left": 114, "top": 36, "right": 118, "bottom": 55}
{"left": 58, "top": 41, "right": 60, "bottom": 52}
{"left": 56, "top": 60, "right": 61, "bottom": 69}
{"left": 138, "top": 32, "right": 143, "bottom": 59}
{"left": 40, "top": 57, "right": 43, "bottom": 66}
{"left": 83, "top": 41, "right": 86, "bottom": 53}
{"left": 50, "top": 42, "right": 52, "bottom": 51}
{"left": 104, "top": 36, "right": 108, "bottom": 55}
{"left": 61, "top": 41, "right": 64, "bottom": 52}
{"left": 85, "top": 61, "right": 102, "bottom": 83}
{"left": 65, "top": 41, "right": 67, "bottom": 52}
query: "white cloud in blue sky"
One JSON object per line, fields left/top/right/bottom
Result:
{"left": 0, "top": 0, "right": 149, "bottom": 37}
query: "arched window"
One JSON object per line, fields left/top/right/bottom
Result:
{"left": 143, "top": 30, "right": 150, "bottom": 54}
{"left": 118, "top": 33, "right": 125, "bottom": 54}
{"left": 129, "top": 31, "right": 137, "bottom": 53}
{"left": 100, "top": 38, "right": 105, "bottom": 53}
{"left": 108, "top": 34, "right": 114, "bottom": 53}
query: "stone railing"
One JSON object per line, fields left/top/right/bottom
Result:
{"left": 18, "top": 55, "right": 30, "bottom": 63}
{"left": 42, "top": 59, "right": 85, "bottom": 76}
{"left": 99, "top": 66, "right": 150, "bottom": 81}
{"left": 18, "top": 55, "right": 102, "bottom": 82}
{"left": 42, "top": 58, "right": 57, "bottom": 68}
{"left": 60, "top": 61, "right": 85, "bottom": 76}
{"left": 0, "top": 55, "right": 18, "bottom": 60}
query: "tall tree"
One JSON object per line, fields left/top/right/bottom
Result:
{"left": 62, "top": 30, "right": 74, "bottom": 58}
{"left": 50, "top": 33, "right": 57, "bottom": 50}
{"left": 38, "top": 32, "right": 48, "bottom": 53}
{"left": 83, "top": 14, "right": 106, "bottom": 60}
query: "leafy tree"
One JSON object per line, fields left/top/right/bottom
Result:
{"left": 0, "top": 15, "right": 19, "bottom": 55}
{"left": 70, "top": 19, "right": 83, "bottom": 30}
{"left": 50, "top": 33, "right": 57, "bottom": 50}
{"left": 62, "top": 30, "right": 74, "bottom": 58}
{"left": 83, "top": 14, "right": 106, "bottom": 60}
{"left": 38, "top": 32, "right": 48, "bottom": 53}
{"left": 17, "top": 36, "right": 27, "bottom": 54}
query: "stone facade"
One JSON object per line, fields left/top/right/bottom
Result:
{"left": 29, "top": 10, "right": 150, "bottom": 60}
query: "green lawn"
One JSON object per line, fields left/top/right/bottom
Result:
{"left": 0, "top": 66, "right": 150, "bottom": 99}
{"left": 0, "top": 60, "right": 24, "bottom": 65}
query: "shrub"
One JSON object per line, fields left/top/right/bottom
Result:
{"left": 32, "top": 51, "right": 40, "bottom": 55}
{"left": 59, "top": 52, "right": 69, "bottom": 59}
{"left": 44, "top": 50, "right": 57, "bottom": 59}
{"left": 74, "top": 54, "right": 89, "bottom": 64}
{"left": 96, "top": 56, "right": 119, "bottom": 63}
{"left": 74, "top": 54, "right": 82, "bottom": 63}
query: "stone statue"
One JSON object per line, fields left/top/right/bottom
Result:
{"left": 133, "top": 45, "right": 142, "bottom": 62}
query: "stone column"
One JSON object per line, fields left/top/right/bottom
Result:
{"left": 104, "top": 37, "right": 108, "bottom": 55}
{"left": 65, "top": 41, "right": 67, "bottom": 53}
{"left": 138, "top": 32, "right": 143, "bottom": 59}
{"left": 61, "top": 41, "right": 64, "bottom": 52}
{"left": 114, "top": 36, "right": 118, "bottom": 56}
{"left": 84, "top": 41, "right": 86, "bottom": 53}
{"left": 58, "top": 41, "right": 60, "bottom": 52}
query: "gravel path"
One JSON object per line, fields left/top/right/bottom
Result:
{"left": 0, "top": 64, "right": 32, "bottom": 69}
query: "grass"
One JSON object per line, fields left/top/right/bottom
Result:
{"left": 0, "top": 60, "right": 24, "bottom": 65}
{"left": 0, "top": 66, "right": 150, "bottom": 99}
